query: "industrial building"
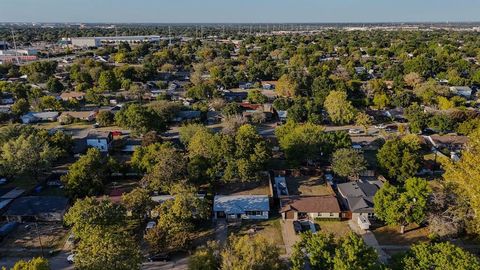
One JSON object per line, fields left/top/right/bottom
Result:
{"left": 70, "top": 35, "right": 162, "bottom": 47}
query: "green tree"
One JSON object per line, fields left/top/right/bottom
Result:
{"left": 9, "top": 257, "right": 49, "bottom": 270}
{"left": 221, "top": 235, "right": 282, "bottom": 270}
{"left": 115, "top": 103, "right": 166, "bottom": 135}
{"left": 355, "top": 112, "right": 372, "bottom": 134}
{"left": 46, "top": 77, "right": 64, "bottom": 93}
{"left": 64, "top": 198, "right": 141, "bottom": 270}
{"left": 0, "top": 134, "right": 58, "bottom": 181}
{"left": 96, "top": 110, "right": 114, "bottom": 127}
{"left": 443, "top": 128, "right": 480, "bottom": 234}
{"left": 332, "top": 148, "right": 367, "bottom": 179}
{"left": 64, "top": 197, "right": 126, "bottom": 239}
{"left": 221, "top": 103, "right": 242, "bottom": 117}
{"left": 75, "top": 229, "right": 141, "bottom": 270}
{"left": 141, "top": 143, "right": 187, "bottom": 192}
{"left": 276, "top": 74, "right": 298, "bottom": 97}
{"left": 377, "top": 136, "right": 421, "bottom": 182}
{"left": 324, "top": 91, "right": 356, "bottom": 125}
{"left": 332, "top": 233, "right": 379, "bottom": 270}
{"left": 404, "top": 103, "right": 428, "bottom": 134}
{"left": 179, "top": 124, "right": 209, "bottom": 146}
{"left": 98, "top": 70, "right": 120, "bottom": 92}
{"left": 276, "top": 122, "right": 350, "bottom": 166}
{"left": 188, "top": 241, "right": 221, "bottom": 270}
{"left": 374, "top": 177, "right": 431, "bottom": 233}
{"left": 121, "top": 187, "right": 152, "bottom": 222}
{"left": 61, "top": 148, "right": 112, "bottom": 198}
{"left": 372, "top": 93, "right": 389, "bottom": 110}
{"left": 247, "top": 89, "right": 268, "bottom": 104}
{"left": 291, "top": 232, "right": 379, "bottom": 270}
{"left": 11, "top": 98, "right": 30, "bottom": 115}
{"left": 38, "top": 96, "right": 62, "bottom": 111}
{"left": 391, "top": 242, "right": 480, "bottom": 270}
{"left": 146, "top": 184, "right": 208, "bottom": 254}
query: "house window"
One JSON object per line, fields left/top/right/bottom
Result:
{"left": 245, "top": 211, "right": 262, "bottom": 216}
{"left": 367, "top": 213, "right": 375, "bottom": 218}
{"left": 329, "top": 213, "right": 335, "bottom": 217}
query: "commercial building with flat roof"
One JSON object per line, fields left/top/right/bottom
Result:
{"left": 71, "top": 35, "right": 162, "bottom": 48}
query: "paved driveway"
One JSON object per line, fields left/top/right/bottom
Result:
{"left": 280, "top": 220, "right": 299, "bottom": 256}
{"left": 214, "top": 220, "right": 228, "bottom": 246}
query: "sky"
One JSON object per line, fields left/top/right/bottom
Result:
{"left": 0, "top": 0, "right": 478, "bottom": 23}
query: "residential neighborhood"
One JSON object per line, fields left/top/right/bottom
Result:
{"left": 1, "top": 3, "right": 480, "bottom": 270}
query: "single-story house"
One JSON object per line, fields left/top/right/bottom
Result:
{"left": 424, "top": 135, "right": 468, "bottom": 152}
{"left": 450, "top": 86, "right": 473, "bottom": 99}
{"left": 58, "top": 110, "right": 97, "bottom": 123}
{"left": 172, "top": 110, "right": 201, "bottom": 123}
{"left": 21, "top": 112, "right": 59, "bottom": 124}
{"left": 86, "top": 131, "right": 113, "bottom": 152}
{"left": 59, "top": 91, "right": 86, "bottom": 101}
{"left": 337, "top": 180, "right": 383, "bottom": 229}
{"left": 4, "top": 196, "right": 69, "bottom": 222}
{"left": 213, "top": 195, "right": 269, "bottom": 220}
{"left": 223, "top": 91, "right": 248, "bottom": 102}
{"left": 280, "top": 195, "right": 341, "bottom": 220}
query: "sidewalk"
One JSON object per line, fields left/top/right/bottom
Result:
{"left": 348, "top": 220, "right": 389, "bottom": 263}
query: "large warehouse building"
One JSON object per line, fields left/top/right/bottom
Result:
{"left": 70, "top": 35, "right": 162, "bottom": 47}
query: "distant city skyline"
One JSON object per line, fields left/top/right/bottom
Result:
{"left": 0, "top": 0, "right": 478, "bottom": 23}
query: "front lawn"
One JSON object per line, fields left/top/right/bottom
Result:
{"left": 314, "top": 220, "right": 351, "bottom": 238}
{"left": 229, "top": 217, "right": 285, "bottom": 254}
{"left": 372, "top": 224, "right": 430, "bottom": 246}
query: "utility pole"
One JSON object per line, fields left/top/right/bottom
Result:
{"left": 34, "top": 222, "right": 44, "bottom": 257}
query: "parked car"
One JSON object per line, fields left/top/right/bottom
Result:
{"left": 147, "top": 253, "right": 170, "bottom": 262}
{"left": 67, "top": 254, "right": 75, "bottom": 264}
{"left": 374, "top": 124, "right": 386, "bottom": 129}
{"left": 0, "top": 177, "right": 7, "bottom": 185}
{"left": 293, "top": 221, "right": 302, "bottom": 234}
{"left": 348, "top": 129, "right": 362, "bottom": 134}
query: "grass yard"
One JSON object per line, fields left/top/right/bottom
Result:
{"left": 286, "top": 176, "right": 334, "bottom": 196}
{"left": 230, "top": 218, "right": 286, "bottom": 254}
{"left": 372, "top": 224, "right": 430, "bottom": 246}
{"left": 0, "top": 222, "right": 69, "bottom": 251}
{"left": 216, "top": 176, "right": 271, "bottom": 196}
{"left": 314, "top": 220, "right": 351, "bottom": 239}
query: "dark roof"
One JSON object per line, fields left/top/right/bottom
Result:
{"left": 4, "top": 196, "right": 69, "bottom": 217}
{"left": 177, "top": 110, "right": 201, "bottom": 119}
{"left": 87, "top": 131, "right": 112, "bottom": 139}
{"left": 337, "top": 181, "right": 380, "bottom": 198}
{"left": 280, "top": 196, "right": 341, "bottom": 213}
{"left": 347, "top": 197, "right": 375, "bottom": 213}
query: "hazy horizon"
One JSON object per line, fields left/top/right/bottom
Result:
{"left": 0, "top": 0, "right": 478, "bottom": 24}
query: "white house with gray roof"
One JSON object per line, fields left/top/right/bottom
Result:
{"left": 213, "top": 195, "right": 269, "bottom": 220}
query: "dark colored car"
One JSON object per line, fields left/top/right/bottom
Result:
{"left": 147, "top": 253, "right": 170, "bottom": 262}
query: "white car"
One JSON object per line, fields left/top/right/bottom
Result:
{"left": 67, "top": 254, "right": 75, "bottom": 264}
{"left": 348, "top": 129, "right": 362, "bottom": 134}
{"left": 374, "top": 124, "right": 386, "bottom": 129}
